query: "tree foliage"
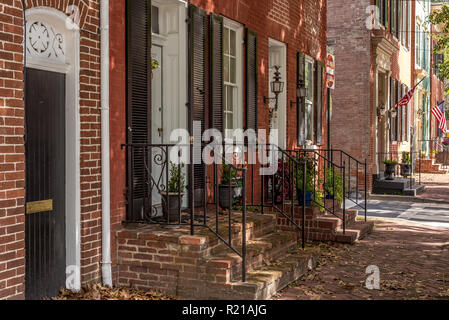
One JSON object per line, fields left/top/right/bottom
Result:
{"left": 429, "top": 5, "right": 449, "bottom": 94}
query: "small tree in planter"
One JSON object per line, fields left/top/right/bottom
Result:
{"left": 383, "top": 159, "right": 398, "bottom": 180}
{"left": 324, "top": 167, "right": 344, "bottom": 204}
{"left": 160, "top": 161, "right": 185, "bottom": 223}
{"left": 400, "top": 152, "right": 412, "bottom": 178}
{"left": 218, "top": 162, "right": 237, "bottom": 210}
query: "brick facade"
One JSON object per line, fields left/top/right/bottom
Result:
{"left": 328, "top": 0, "right": 418, "bottom": 188}
{"left": 109, "top": 0, "right": 328, "bottom": 284}
{"left": 0, "top": 0, "right": 101, "bottom": 299}
{"left": 1, "top": 0, "right": 329, "bottom": 299}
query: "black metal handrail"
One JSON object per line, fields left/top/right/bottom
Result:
{"left": 282, "top": 149, "right": 357, "bottom": 234}
{"left": 324, "top": 149, "right": 368, "bottom": 220}
{"left": 258, "top": 144, "right": 306, "bottom": 247}
{"left": 204, "top": 144, "right": 248, "bottom": 282}
{"left": 121, "top": 143, "right": 249, "bottom": 281}
{"left": 121, "top": 142, "right": 367, "bottom": 282}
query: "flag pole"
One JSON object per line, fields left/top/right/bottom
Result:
{"left": 413, "top": 77, "right": 426, "bottom": 90}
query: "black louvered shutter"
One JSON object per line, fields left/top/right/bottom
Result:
{"left": 246, "top": 29, "right": 258, "bottom": 132}
{"left": 209, "top": 13, "right": 224, "bottom": 133}
{"left": 297, "top": 52, "right": 306, "bottom": 145}
{"left": 126, "top": 0, "right": 151, "bottom": 221}
{"left": 315, "top": 61, "right": 324, "bottom": 145}
{"left": 189, "top": 4, "right": 207, "bottom": 202}
{"left": 390, "top": 77, "right": 395, "bottom": 142}
{"left": 402, "top": 84, "right": 406, "bottom": 141}
{"left": 405, "top": 86, "right": 411, "bottom": 142}
{"left": 396, "top": 81, "right": 401, "bottom": 141}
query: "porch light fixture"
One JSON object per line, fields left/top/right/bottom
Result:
{"left": 264, "top": 65, "right": 284, "bottom": 111}
{"left": 389, "top": 108, "right": 397, "bottom": 118}
{"left": 417, "top": 108, "right": 425, "bottom": 119}
{"left": 377, "top": 104, "right": 386, "bottom": 117}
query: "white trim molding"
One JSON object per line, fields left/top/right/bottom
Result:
{"left": 25, "top": 6, "right": 81, "bottom": 292}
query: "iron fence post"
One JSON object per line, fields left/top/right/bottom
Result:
{"left": 242, "top": 167, "right": 247, "bottom": 282}
{"left": 190, "top": 139, "right": 194, "bottom": 235}
{"left": 364, "top": 159, "right": 367, "bottom": 222}
{"left": 342, "top": 162, "right": 346, "bottom": 235}
{"left": 302, "top": 158, "right": 306, "bottom": 250}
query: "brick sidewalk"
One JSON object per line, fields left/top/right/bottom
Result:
{"left": 276, "top": 219, "right": 449, "bottom": 300}
{"left": 416, "top": 174, "right": 449, "bottom": 203}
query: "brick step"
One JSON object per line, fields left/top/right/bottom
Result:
{"left": 416, "top": 160, "right": 449, "bottom": 174}
{"left": 332, "top": 221, "right": 374, "bottom": 244}
{"left": 202, "top": 250, "right": 316, "bottom": 300}
{"left": 318, "top": 208, "right": 358, "bottom": 228}
{"left": 205, "top": 230, "right": 298, "bottom": 283}
{"left": 276, "top": 207, "right": 357, "bottom": 232}
{"left": 194, "top": 214, "right": 278, "bottom": 256}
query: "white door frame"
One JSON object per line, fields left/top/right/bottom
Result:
{"left": 25, "top": 7, "right": 81, "bottom": 291}
{"left": 268, "top": 38, "right": 287, "bottom": 149}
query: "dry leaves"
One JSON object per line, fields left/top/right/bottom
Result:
{"left": 51, "top": 284, "right": 178, "bottom": 300}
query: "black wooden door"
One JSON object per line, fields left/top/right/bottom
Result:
{"left": 25, "top": 68, "right": 66, "bottom": 300}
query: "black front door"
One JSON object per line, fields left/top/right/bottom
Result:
{"left": 25, "top": 68, "right": 66, "bottom": 300}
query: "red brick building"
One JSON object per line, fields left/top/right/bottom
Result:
{"left": 0, "top": 0, "right": 333, "bottom": 300}
{"left": 327, "top": 0, "right": 445, "bottom": 190}
{"left": 109, "top": 0, "right": 330, "bottom": 298}
{"left": 0, "top": 0, "right": 103, "bottom": 299}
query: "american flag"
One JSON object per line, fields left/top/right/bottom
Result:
{"left": 395, "top": 85, "right": 417, "bottom": 108}
{"left": 431, "top": 101, "right": 447, "bottom": 134}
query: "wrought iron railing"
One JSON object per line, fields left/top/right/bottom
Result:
{"left": 257, "top": 145, "right": 307, "bottom": 247}
{"left": 122, "top": 142, "right": 249, "bottom": 281}
{"left": 326, "top": 149, "right": 368, "bottom": 222}
{"left": 122, "top": 142, "right": 368, "bottom": 281}
{"left": 283, "top": 149, "right": 367, "bottom": 233}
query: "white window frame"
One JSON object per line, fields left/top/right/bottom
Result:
{"left": 223, "top": 18, "right": 243, "bottom": 139}
{"left": 305, "top": 55, "right": 315, "bottom": 143}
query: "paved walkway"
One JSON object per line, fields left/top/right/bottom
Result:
{"left": 416, "top": 174, "right": 449, "bottom": 203}
{"left": 276, "top": 219, "right": 449, "bottom": 300}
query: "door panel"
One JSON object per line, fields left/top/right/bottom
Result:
{"left": 25, "top": 68, "right": 66, "bottom": 300}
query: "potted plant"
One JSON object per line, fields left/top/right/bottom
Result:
{"left": 218, "top": 162, "right": 238, "bottom": 210}
{"left": 400, "top": 152, "right": 412, "bottom": 178}
{"left": 151, "top": 59, "right": 160, "bottom": 79}
{"left": 324, "top": 167, "right": 343, "bottom": 204}
{"left": 160, "top": 161, "right": 185, "bottom": 223}
{"left": 295, "top": 158, "right": 315, "bottom": 206}
{"left": 273, "top": 159, "right": 292, "bottom": 204}
{"left": 383, "top": 159, "right": 398, "bottom": 180}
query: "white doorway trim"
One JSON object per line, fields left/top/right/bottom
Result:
{"left": 25, "top": 7, "right": 81, "bottom": 291}
{"left": 268, "top": 38, "right": 287, "bottom": 148}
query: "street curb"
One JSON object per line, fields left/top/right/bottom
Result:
{"left": 368, "top": 194, "right": 449, "bottom": 205}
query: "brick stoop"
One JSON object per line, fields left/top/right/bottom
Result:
{"left": 276, "top": 202, "right": 374, "bottom": 244}
{"left": 417, "top": 159, "right": 449, "bottom": 174}
{"left": 116, "top": 212, "right": 317, "bottom": 300}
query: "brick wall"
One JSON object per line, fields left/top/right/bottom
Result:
{"left": 0, "top": 0, "right": 102, "bottom": 299}
{"left": 0, "top": 0, "right": 26, "bottom": 299}
{"left": 328, "top": 0, "right": 415, "bottom": 187}
{"left": 327, "top": 0, "right": 371, "bottom": 162}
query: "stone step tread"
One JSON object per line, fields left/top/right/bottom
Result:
{"left": 334, "top": 221, "right": 374, "bottom": 244}
{"left": 225, "top": 251, "right": 317, "bottom": 299}
{"left": 316, "top": 211, "right": 358, "bottom": 229}
{"left": 195, "top": 214, "right": 276, "bottom": 240}
{"left": 205, "top": 231, "right": 297, "bottom": 268}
